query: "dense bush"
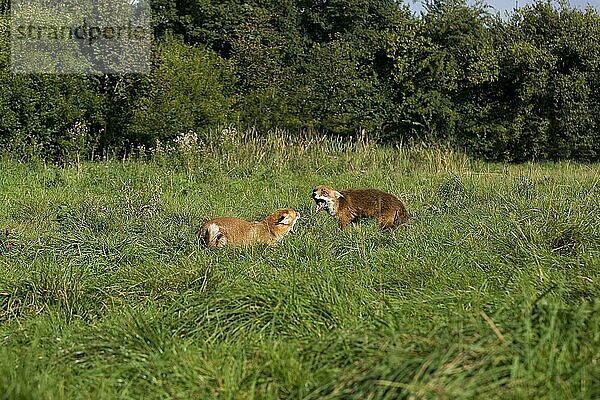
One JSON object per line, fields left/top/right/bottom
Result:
{"left": 1, "top": 0, "right": 600, "bottom": 161}
{"left": 476, "top": 2, "right": 600, "bottom": 161}
{"left": 128, "top": 37, "right": 233, "bottom": 148}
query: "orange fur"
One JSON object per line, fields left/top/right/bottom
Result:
{"left": 198, "top": 208, "right": 299, "bottom": 247}
{"left": 312, "top": 185, "right": 408, "bottom": 229}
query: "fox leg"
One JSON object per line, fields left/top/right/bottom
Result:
{"left": 337, "top": 215, "right": 351, "bottom": 229}
{"left": 377, "top": 212, "right": 396, "bottom": 230}
{"left": 215, "top": 234, "right": 227, "bottom": 247}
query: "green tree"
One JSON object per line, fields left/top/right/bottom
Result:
{"left": 488, "top": 1, "right": 600, "bottom": 161}
{"left": 0, "top": 6, "right": 106, "bottom": 161}
{"left": 128, "top": 37, "right": 233, "bottom": 148}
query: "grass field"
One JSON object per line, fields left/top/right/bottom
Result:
{"left": 1, "top": 132, "right": 599, "bottom": 399}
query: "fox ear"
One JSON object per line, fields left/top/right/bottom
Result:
{"left": 277, "top": 215, "right": 291, "bottom": 225}
{"left": 333, "top": 190, "right": 343, "bottom": 199}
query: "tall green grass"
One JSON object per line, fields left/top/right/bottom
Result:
{"left": 0, "top": 131, "right": 598, "bottom": 399}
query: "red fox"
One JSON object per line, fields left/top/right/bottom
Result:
{"left": 312, "top": 185, "right": 408, "bottom": 229}
{"left": 198, "top": 208, "right": 300, "bottom": 247}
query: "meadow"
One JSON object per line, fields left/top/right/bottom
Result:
{"left": 0, "top": 131, "right": 599, "bottom": 399}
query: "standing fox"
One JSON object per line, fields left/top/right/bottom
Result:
{"left": 198, "top": 208, "right": 300, "bottom": 248}
{"left": 312, "top": 185, "right": 408, "bottom": 229}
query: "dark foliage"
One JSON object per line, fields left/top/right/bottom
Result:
{"left": 1, "top": 0, "right": 599, "bottom": 161}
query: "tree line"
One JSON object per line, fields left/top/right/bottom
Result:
{"left": 1, "top": 0, "right": 599, "bottom": 162}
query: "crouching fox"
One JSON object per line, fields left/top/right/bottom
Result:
{"left": 198, "top": 208, "right": 300, "bottom": 247}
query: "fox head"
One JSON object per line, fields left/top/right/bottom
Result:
{"left": 312, "top": 185, "right": 343, "bottom": 216}
{"left": 264, "top": 208, "right": 300, "bottom": 239}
